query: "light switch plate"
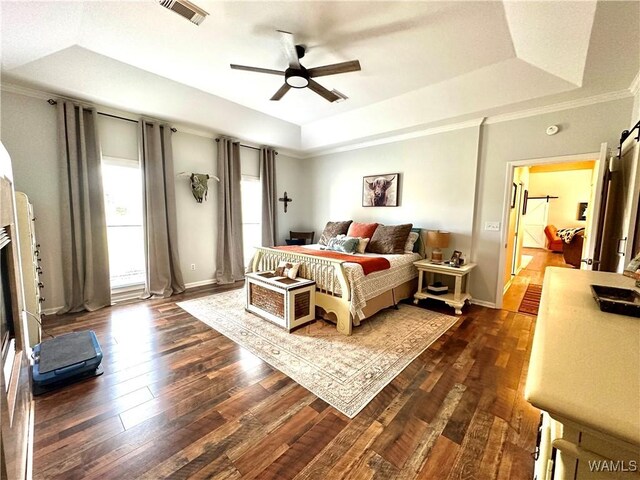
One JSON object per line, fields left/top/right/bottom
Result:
{"left": 485, "top": 222, "right": 501, "bottom": 231}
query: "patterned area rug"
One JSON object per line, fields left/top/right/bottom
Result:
{"left": 177, "top": 289, "right": 458, "bottom": 418}
{"left": 518, "top": 284, "right": 543, "bottom": 315}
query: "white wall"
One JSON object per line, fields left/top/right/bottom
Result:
{"left": 0, "top": 90, "right": 315, "bottom": 310}
{"left": 473, "top": 98, "right": 632, "bottom": 305}
{"left": 528, "top": 169, "right": 593, "bottom": 229}
{"left": 308, "top": 127, "right": 481, "bottom": 256}
{"left": 0, "top": 91, "right": 63, "bottom": 312}
{"left": 172, "top": 131, "right": 217, "bottom": 287}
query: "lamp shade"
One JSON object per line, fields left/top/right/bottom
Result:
{"left": 426, "top": 231, "right": 450, "bottom": 249}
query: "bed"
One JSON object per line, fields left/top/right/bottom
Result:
{"left": 251, "top": 243, "right": 422, "bottom": 335}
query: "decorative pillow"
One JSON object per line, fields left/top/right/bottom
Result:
{"left": 318, "top": 221, "right": 352, "bottom": 245}
{"left": 347, "top": 222, "right": 378, "bottom": 240}
{"left": 354, "top": 237, "right": 370, "bottom": 254}
{"left": 338, "top": 235, "right": 369, "bottom": 254}
{"left": 274, "top": 261, "right": 300, "bottom": 279}
{"left": 404, "top": 231, "right": 419, "bottom": 253}
{"left": 368, "top": 224, "right": 413, "bottom": 254}
{"left": 326, "top": 236, "right": 359, "bottom": 254}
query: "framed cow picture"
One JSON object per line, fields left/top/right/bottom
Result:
{"left": 362, "top": 173, "right": 400, "bottom": 207}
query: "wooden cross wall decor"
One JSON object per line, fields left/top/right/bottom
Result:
{"left": 279, "top": 192, "right": 293, "bottom": 213}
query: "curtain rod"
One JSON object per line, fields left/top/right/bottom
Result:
{"left": 215, "top": 138, "right": 278, "bottom": 155}
{"left": 47, "top": 99, "right": 177, "bottom": 132}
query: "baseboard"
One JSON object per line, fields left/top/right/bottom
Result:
{"left": 470, "top": 299, "right": 497, "bottom": 309}
{"left": 503, "top": 277, "right": 513, "bottom": 295}
{"left": 42, "top": 306, "right": 62, "bottom": 316}
{"left": 185, "top": 279, "right": 217, "bottom": 289}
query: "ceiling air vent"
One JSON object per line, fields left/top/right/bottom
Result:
{"left": 159, "top": 0, "right": 209, "bottom": 26}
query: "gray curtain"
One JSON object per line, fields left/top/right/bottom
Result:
{"left": 57, "top": 101, "right": 111, "bottom": 313}
{"left": 215, "top": 138, "right": 245, "bottom": 283}
{"left": 139, "top": 120, "right": 185, "bottom": 297}
{"left": 260, "top": 147, "right": 277, "bottom": 247}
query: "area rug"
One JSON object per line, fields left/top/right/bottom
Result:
{"left": 518, "top": 283, "right": 543, "bottom": 315}
{"left": 177, "top": 289, "right": 458, "bottom": 418}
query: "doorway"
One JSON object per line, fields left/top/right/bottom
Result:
{"left": 497, "top": 147, "right": 607, "bottom": 311}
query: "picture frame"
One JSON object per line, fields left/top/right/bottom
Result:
{"left": 522, "top": 189, "right": 529, "bottom": 215}
{"left": 511, "top": 183, "right": 517, "bottom": 209}
{"left": 577, "top": 202, "right": 588, "bottom": 221}
{"left": 362, "top": 173, "right": 400, "bottom": 207}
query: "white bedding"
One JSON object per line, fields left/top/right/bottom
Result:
{"left": 298, "top": 244, "right": 421, "bottom": 324}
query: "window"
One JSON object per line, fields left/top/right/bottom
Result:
{"left": 102, "top": 156, "right": 146, "bottom": 289}
{"left": 241, "top": 176, "right": 262, "bottom": 267}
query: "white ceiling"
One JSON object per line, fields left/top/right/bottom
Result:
{"left": 1, "top": 1, "right": 638, "bottom": 153}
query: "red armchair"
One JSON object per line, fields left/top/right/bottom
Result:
{"left": 544, "top": 225, "right": 563, "bottom": 252}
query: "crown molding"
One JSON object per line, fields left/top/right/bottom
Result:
{"left": 303, "top": 118, "right": 486, "bottom": 158}
{"left": 1, "top": 81, "right": 307, "bottom": 157}
{"left": 484, "top": 89, "right": 632, "bottom": 125}
{"left": 2, "top": 81, "right": 633, "bottom": 159}
{"left": 630, "top": 69, "right": 640, "bottom": 96}
{"left": 1, "top": 82, "right": 52, "bottom": 101}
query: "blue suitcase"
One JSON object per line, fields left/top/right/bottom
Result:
{"left": 32, "top": 330, "right": 104, "bottom": 395}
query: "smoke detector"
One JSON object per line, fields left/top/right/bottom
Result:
{"left": 159, "top": 0, "right": 209, "bottom": 26}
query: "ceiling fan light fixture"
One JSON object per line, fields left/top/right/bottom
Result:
{"left": 285, "top": 68, "right": 309, "bottom": 88}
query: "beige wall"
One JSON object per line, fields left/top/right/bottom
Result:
{"left": 473, "top": 98, "right": 632, "bottom": 305}
{"left": 0, "top": 90, "right": 312, "bottom": 311}
{"left": 1, "top": 89, "right": 635, "bottom": 310}
{"left": 0, "top": 92, "right": 63, "bottom": 313}
{"left": 633, "top": 87, "right": 639, "bottom": 126}
{"left": 308, "top": 127, "right": 481, "bottom": 259}
{"left": 528, "top": 169, "right": 593, "bottom": 229}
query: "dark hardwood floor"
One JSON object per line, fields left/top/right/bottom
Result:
{"left": 34, "top": 283, "right": 539, "bottom": 479}
{"left": 503, "top": 247, "right": 570, "bottom": 313}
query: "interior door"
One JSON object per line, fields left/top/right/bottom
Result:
{"left": 581, "top": 143, "right": 608, "bottom": 270}
{"left": 593, "top": 138, "right": 640, "bottom": 272}
{"left": 522, "top": 199, "right": 549, "bottom": 248}
{"left": 619, "top": 137, "right": 640, "bottom": 270}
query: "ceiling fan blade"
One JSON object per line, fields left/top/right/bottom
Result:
{"left": 277, "top": 30, "right": 301, "bottom": 68}
{"left": 308, "top": 60, "right": 361, "bottom": 78}
{"left": 230, "top": 64, "right": 284, "bottom": 76}
{"left": 270, "top": 84, "right": 291, "bottom": 101}
{"left": 307, "top": 79, "right": 340, "bottom": 102}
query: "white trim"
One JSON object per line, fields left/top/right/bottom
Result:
{"left": 1, "top": 82, "right": 51, "bottom": 101}
{"left": 305, "top": 118, "right": 485, "bottom": 158}
{"left": 630, "top": 69, "right": 640, "bottom": 96}
{"left": 185, "top": 278, "right": 217, "bottom": 289}
{"left": 470, "top": 299, "right": 496, "bottom": 309}
{"left": 41, "top": 306, "right": 62, "bottom": 315}
{"left": 2, "top": 81, "right": 631, "bottom": 158}
{"left": 495, "top": 149, "right": 601, "bottom": 309}
{"left": 0, "top": 82, "right": 306, "bottom": 159}
{"left": 503, "top": 277, "right": 513, "bottom": 295}
{"left": 111, "top": 287, "right": 144, "bottom": 304}
{"left": 485, "top": 90, "right": 632, "bottom": 125}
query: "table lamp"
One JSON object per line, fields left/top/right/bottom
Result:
{"left": 426, "top": 230, "right": 450, "bottom": 264}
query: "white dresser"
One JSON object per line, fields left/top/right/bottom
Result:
{"left": 15, "top": 192, "right": 42, "bottom": 348}
{"left": 525, "top": 268, "right": 640, "bottom": 479}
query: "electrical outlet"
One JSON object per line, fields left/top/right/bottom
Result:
{"left": 190, "top": 264, "right": 196, "bottom": 270}
{"left": 484, "top": 222, "right": 501, "bottom": 232}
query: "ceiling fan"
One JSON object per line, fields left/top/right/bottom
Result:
{"left": 230, "top": 30, "right": 361, "bottom": 103}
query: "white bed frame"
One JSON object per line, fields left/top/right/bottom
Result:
{"left": 251, "top": 247, "right": 354, "bottom": 335}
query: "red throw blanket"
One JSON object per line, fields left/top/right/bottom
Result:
{"left": 273, "top": 246, "right": 390, "bottom": 276}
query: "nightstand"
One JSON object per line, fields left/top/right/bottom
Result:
{"left": 413, "top": 260, "right": 477, "bottom": 314}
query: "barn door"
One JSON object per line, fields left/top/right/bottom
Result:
{"left": 522, "top": 199, "right": 549, "bottom": 248}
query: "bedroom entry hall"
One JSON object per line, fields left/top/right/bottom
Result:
{"left": 501, "top": 153, "right": 602, "bottom": 314}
